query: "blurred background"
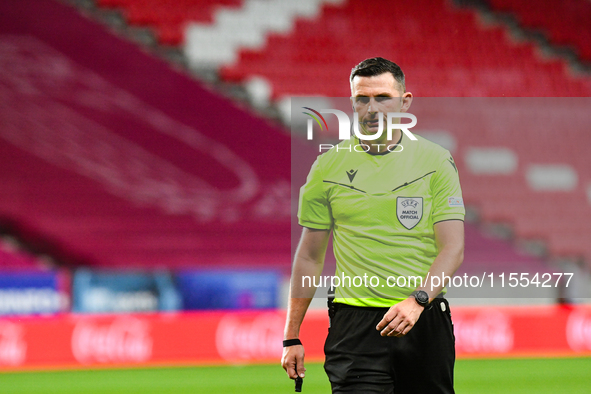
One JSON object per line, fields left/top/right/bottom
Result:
{"left": 0, "top": 0, "right": 590, "bottom": 392}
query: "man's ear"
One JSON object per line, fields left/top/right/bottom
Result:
{"left": 401, "top": 92, "right": 413, "bottom": 112}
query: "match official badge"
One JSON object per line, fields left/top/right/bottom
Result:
{"left": 396, "top": 197, "right": 423, "bottom": 230}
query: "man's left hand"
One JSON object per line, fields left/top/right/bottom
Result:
{"left": 376, "top": 297, "right": 425, "bottom": 337}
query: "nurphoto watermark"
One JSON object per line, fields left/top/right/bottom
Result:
{"left": 301, "top": 106, "right": 417, "bottom": 153}
{"left": 302, "top": 272, "right": 574, "bottom": 293}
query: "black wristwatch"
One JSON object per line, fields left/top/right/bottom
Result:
{"left": 410, "top": 290, "right": 430, "bottom": 308}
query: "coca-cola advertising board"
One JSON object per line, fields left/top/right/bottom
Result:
{"left": 0, "top": 305, "right": 590, "bottom": 370}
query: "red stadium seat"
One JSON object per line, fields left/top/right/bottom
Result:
{"left": 217, "top": 0, "right": 590, "bottom": 98}
{"left": 488, "top": 0, "right": 591, "bottom": 61}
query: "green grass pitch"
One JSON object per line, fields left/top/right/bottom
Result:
{"left": 0, "top": 358, "right": 589, "bottom": 393}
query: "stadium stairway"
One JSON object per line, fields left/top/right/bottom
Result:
{"left": 96, "top": 0, "right": 244, "bottom": 45}
{"left": 488, "top": 0, "right": 591, "bottom": 63}
{"left": 0, "top": 0, "right": 291, "bottom": 271}
{"left": 217, "top": 0, "right": 591, "bottom": 98}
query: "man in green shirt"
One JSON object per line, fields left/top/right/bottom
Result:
{"left": 282, "top": 57, "right": 465, "bottom": 393}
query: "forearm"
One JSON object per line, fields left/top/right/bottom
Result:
{"left": 284, "top": 255, "right": 324, "bottom": 339}
{"left": 284, "top": 296, "right": 313, "bottom": 339}
{"left": 419, "top": 243, "right": 464, "bottom": 300}
{"left": 418, "top": 220, "right": 465, "bottom": 300}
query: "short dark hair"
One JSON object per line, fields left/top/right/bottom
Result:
{"left": 350, "top": 57, "right": 406, "bottom": 93}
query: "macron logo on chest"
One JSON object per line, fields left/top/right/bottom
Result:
{"left": 346, "top": 169, "right": 358, "bottom": 183}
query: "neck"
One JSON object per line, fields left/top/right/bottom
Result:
{"left": 359, "top": 129, "right": 402, "bottom": 155}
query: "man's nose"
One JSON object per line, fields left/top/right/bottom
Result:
{"left": 368, "top": 98, "right": 377, "bottom": 113}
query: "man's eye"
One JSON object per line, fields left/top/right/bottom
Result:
{"left": 376, "top": 97, "right": 392, "bottom": 103}
{"left": 355, "top": 97, "right": 369, "bottom": 104}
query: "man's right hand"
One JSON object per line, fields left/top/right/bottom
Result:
{"left": 281, "top": 344, "right": 306, "bottom": 380}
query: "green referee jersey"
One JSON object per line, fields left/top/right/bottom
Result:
{"left": 298, "top": 133, "right": 465, "bottom": 307}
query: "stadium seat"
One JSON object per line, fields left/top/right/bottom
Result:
{"left": 488, "top": 0, "right": 591, "bottom": 62}
{"left": 0, "top": 239, "right": 44, "bottom": 270}
{"left": 97, "top": 0, "right": 243, "bottom": 45}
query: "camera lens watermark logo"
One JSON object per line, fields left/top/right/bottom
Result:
{"left": 302, "top": 107, "right": 329, "bottom": 137}
{"left": 302, "top": 107, "right": 417, "bottom": 153}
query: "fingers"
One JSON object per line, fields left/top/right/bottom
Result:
{"left": 375, "top": 314, "right": 391, "bottom": 331}
{"left": 281, "top": 356, "right": 297, "bottom": 379}
{"left": 376, "top": 299, "right": 424, "bottom": 337}
{"left": 281, "top": 347, "right": 305, "bottom": 380}
{"left": 380, "top": 318, "right": 409, "bottom": 337}
{"left": 385, "top": 320, "right": 411, "bottom": 337}
{"left": 376, "top": 309, "right": 397, "bottom": 331}
{"left": 376, "top": 311, "right": 413, "bottom": 337}
{"left": 287, "top": 363, "right": 299, "bottom": 379}
{"left": 296, "top": 360, "right": 306, "bottom": 379}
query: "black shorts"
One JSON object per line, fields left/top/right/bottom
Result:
{"left": 324, "top": 299, "right": 455, "bottom": 394}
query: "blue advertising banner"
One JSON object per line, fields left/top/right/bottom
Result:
{"left": 72, "top": 269, "right": 181, "bottom": 313}
{"left": 0, "top": 271, "right": 67, "bottom": 315}
{"left": 175, "top": 269, "right": 281, "bottom": 310}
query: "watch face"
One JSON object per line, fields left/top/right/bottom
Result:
{"left": 415, "top": 291, "right": 429, "bottom": 305}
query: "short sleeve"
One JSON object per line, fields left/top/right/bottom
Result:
{"left": 298, "top": 158, "right": 332, "bottom": 230}
{"left": 430, "top": 153, "right": 465, "bottom": 223}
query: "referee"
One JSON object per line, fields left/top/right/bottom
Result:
{"left": 282, "top": 57, "right": 465, "bottom": 393}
